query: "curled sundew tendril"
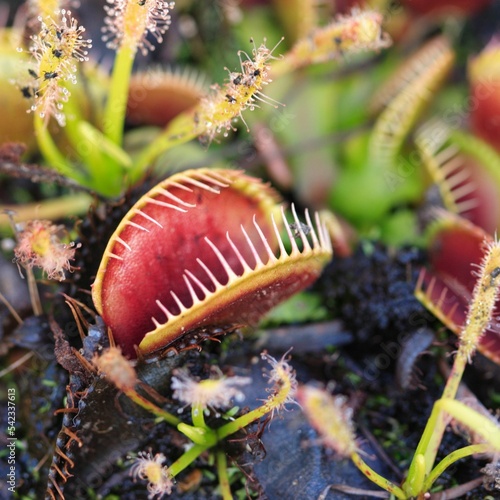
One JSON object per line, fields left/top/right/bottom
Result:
{"left": 396, "top": 329, "right": 434, "bottom": 390}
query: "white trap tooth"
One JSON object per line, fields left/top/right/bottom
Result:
{"left": 134, "top": 209, "right": 163, "bottom": 228}
{"left": 115, "top": 236, "right": 131, "bottom": 252}
{"left": 316, "top": 211, "right": 332, "bottom": 252}
{"left": 305, "top": 209, "right": 320, "bottom": 249}
{"left": 196, "top": 171, "right": 231, "bottom": 188}
{"left": 282, "top": 206, "right": 300, "bottom": 255}
{"left": 184, "top": 269, "right": 212, "bottom": 296}
{"left": 456, "top": 198, "right": 480, "bottom": 213}
{"left": 450, "top": 182, "right": 476, "bottom": 200}
{"left": 446, "top": 169, "right": 471, "bottom": 189}
{"left": 291, "top": 203, "right": 312, "bottom": 251}
{"left": 197, "top": 257, "right": 224, "bottom": 289}
{"left": 438, "top": 156, "right": 463, "bottom": 178}
{"left": 183, "top": 274, "right": 200, "bottom": 303}
{"left": 156, "top": 299, "right": 175, "bottom": 320}
{"left": 169, "top": 181, "right": 194, "bottom": 192}
{"left": 156, "top": 188, "right": 196, "bottom": 208}
{"left": 145, "top": 196, "right": 188, "bottom": 212}
{"left": 107, "top": 252, "right": 124, "bottom": 261}
{"left": 170, "top": 291, "right": 188, "bottom": 313}
{"left": 226, "top": 232, "right": 252, "bottom": 272}
{"left": 271, "top": 211, "right": 287, "bottom": 259}
{"left": 125, "top": 220, "right": 150, "bottom": 232}
{"left": 240, "top": 224, "right": 265, "bottom": 268}
{"left": 205, "top": 237, "right": 238, "bottom": 279}
{"left": 182, "top": 176, "right": 221, "bottom": 193}
{"left": 252, "top": 215, "right": 278, "bottom": 263}
{"left": 435, "top": 145, "right": 460, "bottom": 169}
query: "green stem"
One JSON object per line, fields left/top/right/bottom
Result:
{"left": 192, "top": 403, "right": 207, "bottom": 428}
{"left": 405, "top": 398, "right": 441, "bottom": 495}
{"left": 78, "top": 121, "right": 133, "bottom": 170}
{"left": 177, "top": 422, "right": 217, "bottom": 446}
{"left": 63, "top": 89, "right": 105, "bottom": 172}
{"left": 424, "top": 444, "right": 492, "bottom": 491}
{"left": 63, "top": 82, "right": 130, "bottom": 196}
{"left": 412, "top": 351, "right": 468, "bottom": 482}
{"left": 103, "top": 45, "right": 135, "bottom": 145}
{"left": 75, "top": 121, "right": 132, "bottom": 196}
{"left": 34, "top": 114, "right": 83, "bottom": 182}
{"left": 123, "top": 388, "right": 180, "bottom": 426}
{"left": 216, "top": 450, "right": 233, "bottom": 500}
{"left": 404, "top": 453, "right": 426, "bottom": 498}
{"left": 406, "top": 395, "right": 500, "bottom": 496}
{"left": 132, "top": 113, "right": 197, "bottom": 174}
{"left": 168, "top": 443, "right": 208, "bottom": 477}
{"left": 217, "top": 405, "right": 269, "bottom": 440}
{"left": 442, "top": 352, "right": 468, "bottom": 400}
{"left": 416, "top": 352, "right": 468, "bottom": 479}
{"left": 435, "top": 398, "right": 500, "bottom": 451}
{"left": 217, "top": 380, "right": 292, "bottom": 440}
{"left": 350, "top": 451, "right": 406, "bottom": 499}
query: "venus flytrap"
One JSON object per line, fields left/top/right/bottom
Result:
{"left": 82, "top": 161, "right": 330, "bottom": 497}
{"left": 368, "top": 36, "right": 454, "bottom": 172}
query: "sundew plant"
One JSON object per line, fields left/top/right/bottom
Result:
{"left": 3, "top": 0, "right": 390, "bottom": 198}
